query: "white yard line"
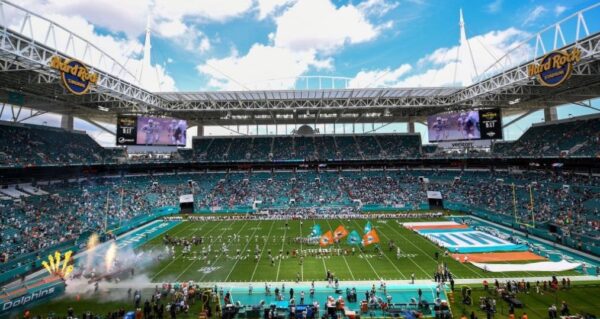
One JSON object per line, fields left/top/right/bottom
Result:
{"left": 126, "top": 274, "right": 599, "bottom": 289}
{"left": 299, "top": 220, "right": 304, "bottom": 281}
{"left": 145, "top": 220, "right": 197, "bottom": 249}
{"left": 224, "top": 220, "right": 265, "bottom": 281}
{"left": 151, "top": 221, "right": 216, "bottom": 281}
{"left": 250, "top": 220, "right": 276, "bottom": 281}
{"left": 352, "top": 219, "right": 409, "bottom": 280}
{"left": 353, "top": 220, "right": 410, "bottom": 279}
{"left": 275, "top": 223, "right": 288, "bottom": 281}
{"left": 172, "top": 220, "right": 227, "bottom": 281}
{"left": 198, "top": 220, "right": 252, "bottom": 282}
{"left": 313, "top": 220, "right": 328, "bottom": 277}
{"left": 321, "top": 258, "right": 328, "bottom": 278}
{"left": 342, "top": 221, "right": 380, "bottom": 279}
{"left": 325, "top": 219, "right": 355, "bottom": 280}
{"left": 387, "top": 221, "right": 481, "bottom": 278}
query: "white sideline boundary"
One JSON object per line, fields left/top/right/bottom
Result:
{"left": 88, "top": 276, "right": 600, "bottom": 289}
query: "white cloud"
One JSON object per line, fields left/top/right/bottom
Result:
{"left": 486, "top": 0, "right": 502, "bottom": 13}
{"left": 199, "top": 38, "right": 212, "bottom": 53}
{"left": 135, "top": 61, "right": 177, "bottom": 92}
{"left": 198, "top": 0, "right": 389, "bottom": 90}
{"left": 16, "top": 0, "right": 247, "bottom": 62}
{"left": 348, "top": 64, "right": 412, "bottom": 88}
{"left": 256, "top": 0, "right": 296, "bottom": 20}
{"left": 17, "top": 0, "right": 149, "bottom": 37}
{"left": 155, "top": 19, "right": 188, "bottom": 38}
{"left": 20, "top": 0, "right": 253, "bottom": 36}
{"left": 10, "top": 10, "right": 176, "bottom": 92}
{"left": 523, "top": 6, "right": 547, "bottom": 25}
{"left": 554, "top": 5, "right": 567, "bottom": 16}
{"left": 349, "top": 27, "right": 529, "bottom": 88}
{"left": 198, "top": 44, "right": 332, "bottom": 90}
{"left": 153, "top": 0, "right": 253, "bottom": 23}
{"left": 158, "top": 24, "right": 212, "bottom": 54}
{"left": 358, "top": 0, "right": 399, "bottom": 17}
{"left": 273, "top": 0, "right": 383, "bottom": 53}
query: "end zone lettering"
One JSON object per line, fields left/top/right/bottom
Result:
{"left": 2, "top": 287, "right": 56, "bottom": 312}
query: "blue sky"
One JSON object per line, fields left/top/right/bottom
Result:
{"left": 3, "top": 0, "right": 600, "bottom": 145}
{"left": 137, "top": 0, "right": 600, "bottom": 92}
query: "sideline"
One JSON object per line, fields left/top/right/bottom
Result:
{"left": 89, "top": 276, "right": 600, "bottom": 289}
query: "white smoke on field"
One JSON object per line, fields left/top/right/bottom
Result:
{"left": 63, "top": 238, "right": 167, "bottom": 301}
{"left": 104, "top": 242, "right": 118, "bottom": 273}
{"left": 85, "top": 233, "right": 100, "bottom": 271}
{"left": 64, "top": 274, "right": 157, "bottom": 301}
{"left": 75, "top": 239, "right": 165, "bottom": 275}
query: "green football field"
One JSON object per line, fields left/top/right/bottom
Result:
{"left": 139, "top": 217, "right": 580, "bottom": 283}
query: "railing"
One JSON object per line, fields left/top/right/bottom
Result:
{"left": 474, "top": 2, "right": 600, "bottom": 83}
{"left": 238, "top": 76, "right": 353, "bottom": 90}
{"left": 0, "top": 0, "right": 139, "bottom": 85}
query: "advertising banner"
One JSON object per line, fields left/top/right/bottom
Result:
{"left": 116, "top": 116, "right": 138, "bottom": 145}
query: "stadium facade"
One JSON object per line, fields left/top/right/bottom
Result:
{"left": 1, "top": 1, "right": 600, "bottom": 318}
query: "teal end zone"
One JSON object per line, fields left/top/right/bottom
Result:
{"left": 0, "top": 212, "right": 180, "bottom": 316}
{"left": 423, "top": 229, "right": 530, "bottom": 253}
{"left": 0, "top": 206, "right": 179, "bottom": 285}
{"left": 110, "top": 206, "right": 179, "bottom": 236}
{"left": 1, "top": 279, "right": 65, "bottom": 315}
{"left": 450, "top": 216, "right": 600, "bottom": 275}
{"left": 115, "top": 219, "right": 181, "bottom": 251}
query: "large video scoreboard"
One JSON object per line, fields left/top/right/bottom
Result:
{"left": 427, "top": 108, "right": 502, "bottom": 143}
{"left": 116, "top": 116, "right": 187, "bottom": 146}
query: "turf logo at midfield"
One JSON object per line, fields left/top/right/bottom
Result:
{"left": 397, "top": 254, "right": 418, "bottom": 258}
{"left": 198, "top": 266, "right": 221, "bottom": 274}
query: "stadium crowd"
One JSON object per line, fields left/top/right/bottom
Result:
{"left": 2, "top": 170, "right": 599, "bottom": 279}
{"left": 1, "top": 116, "right": 599, "bottom": 167}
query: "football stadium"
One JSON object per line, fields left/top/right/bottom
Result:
{"left": 0, "top": 0, "right": 600, "bottom": 318}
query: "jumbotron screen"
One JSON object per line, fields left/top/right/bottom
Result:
{"left": 427, "top": 109, "right": 502, "bottom": 142}
{"left": 116, "top": 116, "right": 187, "bottom": 146}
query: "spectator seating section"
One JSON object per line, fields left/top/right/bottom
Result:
{"left": 191, "top": 133, "right": 422, "bottom": 161}
{"left": 2, "top": 169, "right": 598, "bottom": 275}
{"left": 1, "top": 116, "right": 599, "bottom": 167}
{"left": 0, "top": 122, "right": 109, "bottom": 167}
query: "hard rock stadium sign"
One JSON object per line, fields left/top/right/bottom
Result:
{"left": 527, "top": 47, "right": 581, "bottom": 87}
{"left": 49, "top": 56, "right": 99, "bottom": 95}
